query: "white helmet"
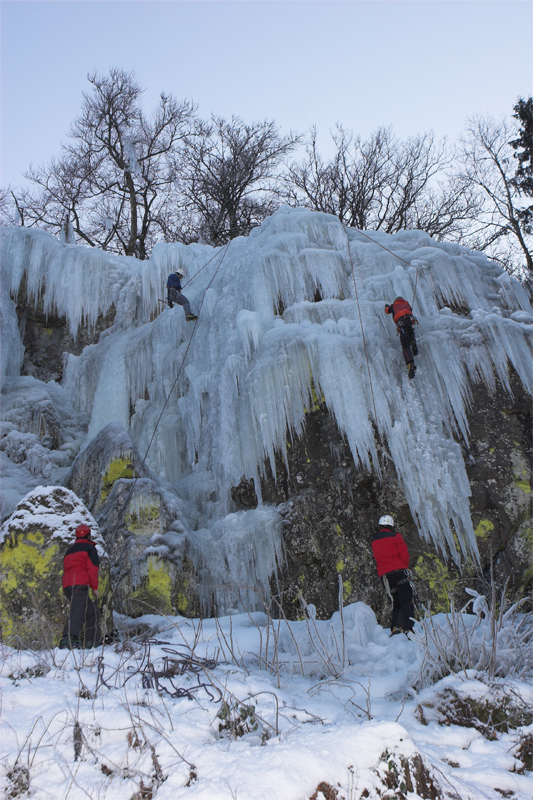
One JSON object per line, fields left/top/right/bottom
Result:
{"left": 378, "top": 515, "right": 394, "bottom": 527}
{"left": 176, "top": 267, "right": 185, "bottom": 278}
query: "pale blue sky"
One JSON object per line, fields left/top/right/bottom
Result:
{"left": 1, "top": 1, "right": 532, "bottom": 189}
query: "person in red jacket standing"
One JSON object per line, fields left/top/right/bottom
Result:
{"left": 59, "top": 523, "right": 100, "bottom": 649}
{"left": 385, "top": 296, "right": 418, "bottom": 379}
{"left": 371, "top": 515, "right": 415, "bottom": 636}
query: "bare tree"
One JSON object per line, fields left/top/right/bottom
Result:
{"left": 458, "top": 114, "right": 532, "bottom": 275}
{"left": 0, "top": 187, "right": 24, "bottom": 226}
{"left": 15, "top": 69, "right": 196, "bottom": 259}
{"left": 177, "top": 116, "right": 302, "bottom": 244}
{"left": 281, "top": 125, "right": 479, "bottom": 240}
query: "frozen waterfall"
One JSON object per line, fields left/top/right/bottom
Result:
{"left": 1, "top": 209, "right": 532, "bottom": 605}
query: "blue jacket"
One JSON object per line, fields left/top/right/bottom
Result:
{"left": 167, "top": 273, "right": 182, "bottom": 292}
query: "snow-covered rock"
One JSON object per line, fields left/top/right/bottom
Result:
{"left": 0, "top": 485, "right": 104, "bottom": 648}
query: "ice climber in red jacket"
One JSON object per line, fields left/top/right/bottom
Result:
{"left": 385, "top": 296, "right": 418, "bottom": 379}
{"left": 371, "top": 515, "right": 415, "bottom": 636}
{"left": 59, "top": 523, "right": 100, "bottom": 649}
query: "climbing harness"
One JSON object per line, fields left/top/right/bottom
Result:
{"left": 395, "top": 315, "right": 419, "bottom": 337}
{"left": 382, "top": 568, "right": 419, "bottom": 608}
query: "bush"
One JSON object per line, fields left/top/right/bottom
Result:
{"left": 411, "top": 584, "right": 533, "bottom": 687}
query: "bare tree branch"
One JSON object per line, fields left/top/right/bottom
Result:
{"left": 458, "top": 115, "right": 532, "bottom": 275}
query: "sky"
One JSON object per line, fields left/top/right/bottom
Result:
{"left": 1, "top": 0, "right": 532, "bottom": 190}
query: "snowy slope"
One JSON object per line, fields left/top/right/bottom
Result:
{"left": 1, "top": 606, "right": 531, "bottom": 800}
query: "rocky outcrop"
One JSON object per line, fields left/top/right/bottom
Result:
{"left": 232, "top": 369, "right": 532, "bottom": 623}
{"left": 0, "top": 486, "right": 109, "bottom": 649}
{"left": 15, "top": 277, "right": 116, "bottom": 383}
{"left": 2, "top": 219, "right": 531, "bottom": 630}
{"left": 66, "top": 422, "right": 200, "bottom": 619}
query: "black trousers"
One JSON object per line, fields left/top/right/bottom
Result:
{"left": 397, "top": 317, "right": 417, "bottom": 364}
{"left": 62, "top": 586, "right": 99, "bottom": 643}
{"left": 384, "top": 569, "right": 415, "bottom": 632}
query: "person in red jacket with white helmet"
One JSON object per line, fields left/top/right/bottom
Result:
{"left": 385, "top": 297, "right": 418, "bottom": 379}
{"left": 59, "top": 523, "right": 100, "bottom": 649}
{"left": 371, "top": 515, "right": 415, "bottom": 636}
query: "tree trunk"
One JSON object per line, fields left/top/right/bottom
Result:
{"left": 228, "top": 207, "right": 238, "bottom": 239}
{"left": 124, "top": 171, "right": 138, "bottom": 257}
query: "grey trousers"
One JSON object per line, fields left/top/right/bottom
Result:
{"left": 168, "top": 288, "right": 192, "bottom": 316}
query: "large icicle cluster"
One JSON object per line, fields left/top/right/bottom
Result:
{"left": 1, "top": 210, "right": 532, "bottom": 605}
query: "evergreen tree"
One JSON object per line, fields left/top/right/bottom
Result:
{"left": 510, "top": 97, "right": 533, "bottom": 234}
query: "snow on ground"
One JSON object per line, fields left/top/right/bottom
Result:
{"left": 1, "top": 604, "right": 531, "bottom": 800}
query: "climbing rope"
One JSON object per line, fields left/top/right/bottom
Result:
{"left": 348, "top": 227, "right": 420, "bottom": 312}
{"left": 103, "top": 241, "right": 233, "bottom": 605}
{"left": 102, "top": 222, "right": 418, "bottom": 606}
{"left": 341, "top": 224, "right": 391, "bottom": 513}
{"left": 134, "top": 239, "right": 232, "bottom": 480}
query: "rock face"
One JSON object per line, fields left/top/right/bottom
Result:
{"left": 1, "top": 219, "right": 531, "bottom": 630}
{"left": 66, "top": 422, "right": 200, "bottom": 619}
{"left": 0, "top": 486, "right": 108, "bottom": 649}
{"left": 232, "top": 370, "right": 532, "bottom": 624}
{"left": 2, "top": 386, "right": 528, "bottom": 634}
{"left": 460, "top": 372, "right": 532, "bottom": 599}
{"left": 16, "top": 277, "right": 116, "bottom": 383}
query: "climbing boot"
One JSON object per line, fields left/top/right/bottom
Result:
{"left": 59, "top": 636, "right": 80, "bottom": 650}
{"left": 411, "top": 340, "right": 418, "bottom": 356}
{"left": 186, "top": 314, "right": 198, "bottom": 322}
{"left": 389, "top": 627, "right": 403, "bottom": 637}
{"left": 407, "top": 362, "right": 416, "bottom": 379}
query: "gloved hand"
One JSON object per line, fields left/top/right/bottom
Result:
{"left": 385, "top": 304, "right": 390, "bottom": 313}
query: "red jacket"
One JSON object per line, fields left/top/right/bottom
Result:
{"left": 62, "top": 537, "right": 99, "bottom": 590}
{"left": 385, "top": 297, "right": 413, "bottom": 324}
{"left": 371, "top": 527, "right": 410, "bottom": 578}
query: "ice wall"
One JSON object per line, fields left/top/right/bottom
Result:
{"left": 1, "top": 210, "right": 532, "bottom": 605}
{"left": 1, "top": 257, "right": 24, "bottom": 381}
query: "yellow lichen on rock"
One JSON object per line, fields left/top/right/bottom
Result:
{"left": 101, "top": 456, "right": 135, "bottom": 503}
{"left": 125, "top": 500, "right": 161, "bottom": 536}
{"left": 475, "top": 519, "right": 495, "bottom": 539}
{"left": 414, "top": 554, "right": 458, "bottom": 613}
{"left": 0, "top": 530, "right": 61, "bottom": 644}
{"left": 129, "top": 556, "right": 172, "bottom": 616}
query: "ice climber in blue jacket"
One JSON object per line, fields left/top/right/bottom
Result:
{"left": 167, "top": 268, "right": 197, "bottom": 321}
